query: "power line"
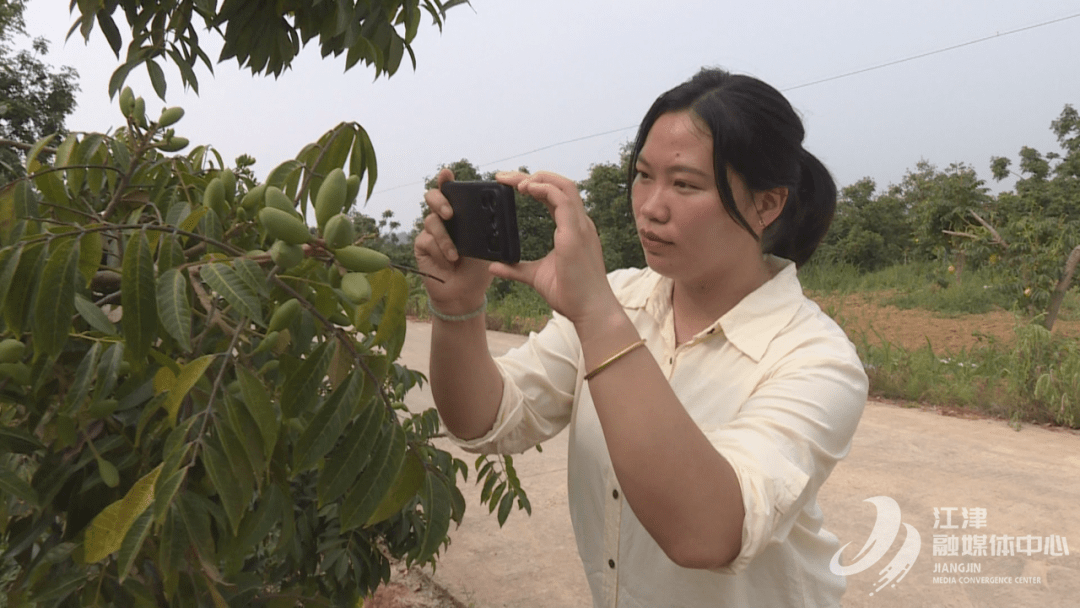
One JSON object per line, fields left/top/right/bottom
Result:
{"left": 373, "top": 11, "right": 1080, "bottom": 197}
{"left": 783, "top": 11, "right": 1080, "bottom": 92}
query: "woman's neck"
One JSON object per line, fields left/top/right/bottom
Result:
{"left": 671, "top": 258, "right": 774, "bottom": 344}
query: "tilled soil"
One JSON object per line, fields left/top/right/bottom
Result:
{"left": 809, "top": 291, "right": 1080, "bottom": 353}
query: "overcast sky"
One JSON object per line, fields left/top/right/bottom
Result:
{"left": 22, "top": 1, "right": 1080, "bottom": 228}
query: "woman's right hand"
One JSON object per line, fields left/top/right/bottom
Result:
{"left": 414, "top": 168, "right": 494, "bottom": 315}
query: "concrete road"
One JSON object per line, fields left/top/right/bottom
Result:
{"left": 399, "top": 320, "right": 1080, "bottom": 607}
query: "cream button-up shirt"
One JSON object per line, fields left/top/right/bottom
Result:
{"left": 451, "top": 257, "right": 869, "bottom": 607}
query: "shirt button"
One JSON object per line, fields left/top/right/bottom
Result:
{"left": 608, "top": 559, "right": 616, "bottom": 569}
{"left": 612, "top": 489, "right": 619, "bottom": 499}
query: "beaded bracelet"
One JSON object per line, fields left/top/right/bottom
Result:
{"left": 584, "top": 339, "right": 647, "bottom": 381}
{"left": 427, "top": 295, "right": 487, "bottom": 322}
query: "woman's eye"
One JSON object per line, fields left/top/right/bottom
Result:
{"left": 674, "top": 180, "right": 697, "bottom": 190}
{"left": 634, "top": 168, "right": 650, "bottom": 180}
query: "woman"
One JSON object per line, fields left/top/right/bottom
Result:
{"left": 414, "top": 68, "right": 868, "bottom": 607}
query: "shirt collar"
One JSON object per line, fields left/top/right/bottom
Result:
{"left": 624, "top": 256, "right": 804, "bottom": 362}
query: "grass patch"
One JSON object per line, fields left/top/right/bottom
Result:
{"left": 849, "top": 321, "right": 1080, "bottom": 429}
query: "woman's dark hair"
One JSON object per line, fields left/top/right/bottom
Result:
{"left": 629, "top": 68, "right": 836, "bottom": 266}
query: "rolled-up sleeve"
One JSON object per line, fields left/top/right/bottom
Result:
{"left": 449, "top": 313, "right": 582, "bottom": 455}
{"left": 701, "top": 348, "right": 868, "bottom": 574}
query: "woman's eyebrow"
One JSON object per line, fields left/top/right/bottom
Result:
{"left": 636, "top": 157, "right": 710, "bottom": 178}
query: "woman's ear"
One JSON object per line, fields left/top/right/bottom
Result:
{"left": 756, "top": 187, "right": 788, "bottom": 230}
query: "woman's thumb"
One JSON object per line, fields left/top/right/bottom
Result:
{"left": 488, "top": 260, "right": 535, "bottom": 286}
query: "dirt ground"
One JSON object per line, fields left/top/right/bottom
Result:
{"left": 809, "top": 291, "right": 1080, "bottom": 353}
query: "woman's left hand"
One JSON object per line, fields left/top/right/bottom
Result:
{"left": 490, "top": 171, "right": 621, "bottom": 327}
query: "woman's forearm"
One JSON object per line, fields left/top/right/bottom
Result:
{"left": 429, "top": 314, "right": 505, "bottom": 440}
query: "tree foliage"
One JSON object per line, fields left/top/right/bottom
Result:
{"left": 70, "top": 0, "right": 471, "bottom": 98}
{"left": 0, "top": 1, "right": 79, "bottom": 184}
{"left": 580, "top": 144, "right": 644, "bottom": 272}
{"left": 0, "top": 2, "right": 538, "bottom": 605}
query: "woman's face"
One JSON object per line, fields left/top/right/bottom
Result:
{"left": 631, "top": 111, "right": 764, "bottom": 287}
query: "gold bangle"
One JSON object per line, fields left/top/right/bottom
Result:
{"left": 584, "top": 339, "right": 647, "bottom": 381}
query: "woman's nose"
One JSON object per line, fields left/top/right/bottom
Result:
{"left": 634, "top": 184, "right": 669, "bottom": 224}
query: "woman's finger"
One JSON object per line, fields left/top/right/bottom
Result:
{"left": 422, "top": 210, "right": 459, "bottom": 262}
{"left": 489, "top": 259, "right": 539, "bottom": 286}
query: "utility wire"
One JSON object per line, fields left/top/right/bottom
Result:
{"left": 373, "top": 11, "right": 1080, "bottom": 196}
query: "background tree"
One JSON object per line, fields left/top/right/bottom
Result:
{"left": 0, "top": 2, "right": 533, "bottom": 606}
{"left": 0, "top": 0, "right": 79, "bottom": 183}
{"left": 580, "top": 143, "right": 645, "bottom": 272}
{"left": 976, "top": 104, "right": 1080, "bottom": 324}
{"left": 813, "top": 177, "right": 912, "bottom": 271}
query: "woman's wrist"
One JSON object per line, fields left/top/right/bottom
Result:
{"left": 427, "top": 294, "right": 488, "bottom": 320}
{"left": 428, "top": 295, "right": 487, "bottom": 322}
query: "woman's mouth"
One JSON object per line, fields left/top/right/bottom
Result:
{"left": 640, "top": 229, "right": 672, "bottom": 247}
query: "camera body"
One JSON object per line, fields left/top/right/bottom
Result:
{"left": 440, "top": 181, "right": 521, "bottom": 264}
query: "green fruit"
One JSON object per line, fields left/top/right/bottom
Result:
{"left": 159, "top": 137, "right": 189, "bottom": 152}
{"left": 315, "top": 168, "right": 347, "bottom": 230}
{"left": 98, "top": 457, "right": 120, "bottom": 488}
{"left": 158, "top": 106, "right": 185, "bottom": 127}
{"left": 0, "top": 339, "right": 26, "bottom": 363}
{"left": 341, "top": 272, "right": 372, "bottom": 304}
{"left": 220, "top": 169, "right": 237, "bottom": 203}
{"left": 205, "top": 177, "right": 227, "bottom": 219}
{"left": 254, "top": 331, "right": 280, "bottom": 354}
{"left": 346, "top": 174, "right": 361, "bottom": 204}
{"left": 119, "top": 86, "right": 135, "bottom": 116}
{"left": 0, "top": 362, "right": 30, "bottom": 385}
{"left": 270, "top": 240, "right": 305, "bottom": 269}
{"left": 264, "top": 186, "right": 299, "bottom": 216}
{"left": 268, "top": 298, "right": 301, "bottom": 332}
{"left": 133, "top": 97, "right": 146, "bottom": 127}
{"left": 241, "top": 184, "right": 267, "bottom": 211}
{"left": 334, "top": 246, "right": 390, "bottom": 273}
{"left": 322, "top": 213, "right": 355, "bottom": 250}
{"left": 258, "top": 360, "right": 280, "bottom": 375}
{"left": 88, "top": 399, "right": 119, "bottom": 419}
{"left": 259, "top": 207, "right": 312, "bottom": 245}
{"left": 328, "top": 312, "right": 353, "bottom": 326}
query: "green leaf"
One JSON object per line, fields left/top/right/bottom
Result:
{"left": 374, "top": 269, "right": 409, "bottom": 360}
{"left": 3, "top": 241, "right": 45, "bottom": 335}
{"left": 232, "top": 257, "right": 269, "bottom": 298}
{"left": 33, "top": 168, "right": 69, "bottom": 207}
{"left": 157, "top": 232, "right": 186, "bottom": 272}
{"left": 214, "top": 414, "right": 256, "bottom": 498}
{"left": 153, "top": 467, "right": 187, "bottom": 525}
{"left": 146, "top": 58, "right": 167, "bottom": 99}
{"left": 0, "top": 245, "right": 24, "bottom": 311}
{"left": 222, "top": 394, "right": 267, "bottom": 479}
{"left": 157, "top": 268, "right": 193, "bottom": 351}
{"left": 200, "top": 438, "right": 246, "bottom": 536}
{"left": 121, "top": 230, "right": 158, "bottom": 364}
{"left": 25, "top": 134, "right": 57, "bottom": 174}
{"left": 280, "top": 341, "right": 331, "bottom": 418}
{"left": 293, "top": 371, "right": 362, "bottom": 473}
{"left": 340, "top": 421, "right": 406, "bottom": 531}
{"left": 84, "top": 464, "right": 163, "bottom": 563}
{"left": 117, "top": 509, "right": 154, "bottom": 583}
{"left": 178, "top": 205, "right": 208, "bottom": 233}
{"left": 0, "top": 467, "right": 39, "bottom": 507}
{"left": 78, "top": 230, "right": 103, "bottom": 287}
{"left": 497, "top": 489, "right": 514, "bottom": 527}
{"left": 28, "top": 570, "right": 85, "bottom": 604}
{"left": 413, "top": 472, "right": 452, "bottom": 563}
{"left": 317, "top": 395, "right": 384, "bottom": 506}
{"left": 0, "top": 425, "right": 45, "bottom": 453}
{"left": 365, "top": 448, "right": 425, "bottom": 526}
{"left": 236, "top": 367, "right": 279, "bottom": 461}
{"left": 163, "top": 355, "right": 215, "bottom": 424}
{"left": 74, "top": 293, "right": 116, "bottom": 335}
{"left": 33, "top": 236, "right": 81, "bottom": 357}
{"left": 201, "top": 262, "right": 264, "bottom": 325}
{"left": 91, "top": 342, "right": 125, "bottom": 405}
